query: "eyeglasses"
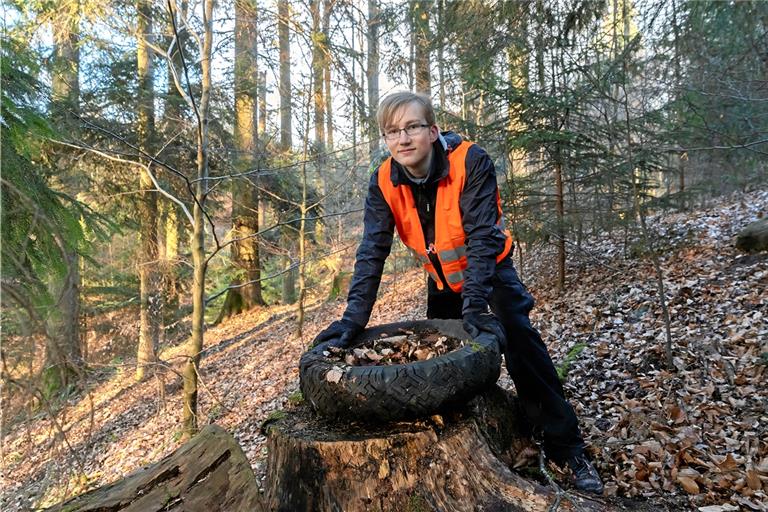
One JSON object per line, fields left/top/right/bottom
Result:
{"left": 382, "top": 123, "right": 431, "bottom": 141}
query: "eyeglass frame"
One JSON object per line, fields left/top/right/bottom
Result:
{"left": 381, "top": 123, "right": 432, "bottom": 141}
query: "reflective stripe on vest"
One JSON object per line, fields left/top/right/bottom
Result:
{"left": 377, "top": 140, "right": 513, "bottom": 292}
{"left": 439, "top": 245, "right": 466, "bottom": 263}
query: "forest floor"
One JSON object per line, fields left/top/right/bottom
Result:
{"left": 2, "top": 190, "right": 767, "bottom": 512}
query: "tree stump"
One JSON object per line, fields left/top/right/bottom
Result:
{"left": 736, "top": 218, "right": 768, "bottom": 253}
{"left": 46, "top": 425, "right": 265, "bottom": 512}
{"left": 263, "top": 386, "right": 614, "bottom": 512}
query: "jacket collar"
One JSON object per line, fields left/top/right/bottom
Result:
{"left": 390, "top": 131, "right": 463, "bottom": 187}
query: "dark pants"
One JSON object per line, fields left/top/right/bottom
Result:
{"left": 426, "top": 257, "right": 585, "bottom": 463}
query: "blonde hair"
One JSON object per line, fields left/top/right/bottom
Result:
{"left": 376, "top": 91, "right": 436, "bottom": 133}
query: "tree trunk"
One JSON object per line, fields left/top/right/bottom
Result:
{"left": 183, "top": 0, "right": 214, "bottom": 440}
{"left": 136, "top": 0, "right": 162, "bottom": 382}
{"left": 311, "top": 0, "right": 325, "bottom": 153}
{"left": 281, "top": 252, "right": 297, "bottom": 304}
{"left": 259, "top": 69, "right": 267, "bottom": 138}
{"left": 46, "top": 0, "right": 83, "bottom": 394}
{"left": 160, "top": 0, "right": 187, "bottom": 317}
{"left": 367, "top": 0, "right": 380, "bottom": 158}
{"left": 219, "top": 0, "right": 264, "bottom": 322}
{"left": 45, "top": 425, "right": 266, "bottom": 511}
{"left": 323, "top": 0, "right": 333, "bottom": 151}
{"left": 413, "top": 0, "right": 431, "bottom": 95}
{"left": 162, "top": 201, "right": 181, "bottom": 312}
{"left": 671, "top": 0, "right": 686, "bottom": 211}
{"left": 554, "top": 159, "right": 566, "bottom": 294}
{"left": 296, "top": 95, "right": 311, "bottom": 337}
{"left": 43, "top": 250, "right": 82, "bottom": 395}
{"left": 263, "top": 387, "right": 612, "bottom": 511}
{"left": 278, "top": 0, "right": 292, "bottom": 151}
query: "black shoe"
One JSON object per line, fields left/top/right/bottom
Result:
{"left": 566, "top": 454, "right": 604, "bottom": 495}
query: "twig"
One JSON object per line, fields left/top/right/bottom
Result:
{"left": 534, "top": 437, "right": 585, "bottom": 512}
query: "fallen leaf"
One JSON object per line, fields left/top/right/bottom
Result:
{"left": 677, "top": 475, "right": 700, "bottom": 494}
{"left": 697, "top": 505, "right": 739, "bottom": 512}
{"left": 746, "top": 468, "right": 761, "bottom": 490}
{"left": 325, "top": 368, "right": 343, "bottom": 383}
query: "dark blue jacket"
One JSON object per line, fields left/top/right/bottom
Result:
{"left": 341, "top": 131, "right": 509, "bottom": 327}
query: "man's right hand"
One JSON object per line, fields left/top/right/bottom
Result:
{"left": 463, "top": 311, "right": 507, "bottom": 352}
{"left": 312, "top": 319, "right": 364, "bottom": 349}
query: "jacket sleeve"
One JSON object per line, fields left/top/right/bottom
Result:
{"left": 341, "top": 169, "right": 395, "bottom": 327}
{"left": 460, "top": 145, "right": 508, "bottom": 314}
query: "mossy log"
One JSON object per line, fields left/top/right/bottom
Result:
{"left": 46, "top": 425, "right": 265, "bottom": 512}
{"left": 263, "top": 386, "right": 614, "bottom": 512}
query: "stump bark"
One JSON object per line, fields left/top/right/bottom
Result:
{"left": 263, "top": 386, "right": 614, "bottom": 512}
{"left": 46, "top": 425, "right": 265, "bottom": 512}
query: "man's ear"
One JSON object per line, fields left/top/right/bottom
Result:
{"left": 429, "top": 124, "right": 439, "bottom": 143}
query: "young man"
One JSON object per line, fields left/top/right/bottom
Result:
{"left": 314, "top": 92, "right": 603, "bottom": 494}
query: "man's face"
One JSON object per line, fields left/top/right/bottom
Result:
{"left": 383, "top": 101, "right": 439, "bottom": 178}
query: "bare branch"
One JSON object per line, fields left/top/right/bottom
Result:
{"left": 50, "top": 138, "right": 195, "bottom": 225}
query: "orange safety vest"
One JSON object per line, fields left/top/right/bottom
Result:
{"left": 377, "top": 141, "right": 513, "bottom": 292}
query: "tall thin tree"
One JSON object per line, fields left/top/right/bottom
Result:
{"left": 278, "top": 0, "right": 292, "bottom": 151}
{"left": 136, "top": 0, "right": 162, "bottom": 381}
{"left": 366, "top": 0, "right": 380, "bottom": 157}
{"left": 412, "top": 0, "right": 431, "bottom": 95}
{"left": 181, "top": 0, "right": 214, "bottom": 440}
{"left": 311, "top": 0, "right": 325, "bottom": 152}
{"left": 46, "top": 0, "right": 83, "bottom": 394}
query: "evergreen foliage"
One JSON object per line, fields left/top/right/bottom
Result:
{"left": 1, "top": 36, "right": 109, "bottom": 333}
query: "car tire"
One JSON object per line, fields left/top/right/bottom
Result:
{"left": 299, "top": 319, "right": 502, "bottom": 422}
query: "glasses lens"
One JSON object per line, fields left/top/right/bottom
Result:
{"left": 384, "top": 125, "right": 428, "bottom": 140}
{"left": 406, "top": 124, "right": 428, "bottom": 136}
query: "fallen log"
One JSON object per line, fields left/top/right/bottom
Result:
{"left": 46, "top": 424, "right": 265, "bottom": 512}
{"left": 263, "top": 386, "right": 615, "bottom": 512}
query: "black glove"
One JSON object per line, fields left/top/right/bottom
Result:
{"left": 312, "top": 319, "right": 364, "bottom": 349}
{"left": 463, "top": 311, "right": 507, "bottom": 352}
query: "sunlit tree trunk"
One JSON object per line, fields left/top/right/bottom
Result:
{"left": 220, "top": 0, "right": 264, "bottom": 321}
{"left": 278, "top": 0, "right": 292, "bottom": 151}
{"left": 323, "top": 0, "right": 333, "bottom": 151}
{"left": 296, "top": 92, "right": 312, "bottom": 337}
{"left": 367, "top": 0, "right": 380, "bottom": 158}
{"left": 258, "top": 70, "right": 267, "bottom": 138}
{"left": 46, "top": 0, "right": 83, "bottom": 394}
{"left": 311, "top": 0, "right": 325, "bottom": 152}
{"left": 136, "top": 0, "right": 162, "bottom": 382}
{"left": 183, "top": 0, "right": 214, "bottom": 441}
{"left": 161, "top": 0, "right": 187, "bottom": 314}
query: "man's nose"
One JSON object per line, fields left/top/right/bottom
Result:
{"left": 397, "top": 130, "right": 412, "bottom": 142}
